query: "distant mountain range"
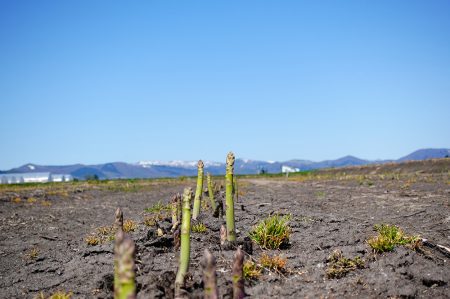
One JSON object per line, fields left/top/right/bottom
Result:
{"left": 1, "top": 148, "right": 449, "bottom": 180}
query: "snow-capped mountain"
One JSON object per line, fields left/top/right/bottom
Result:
{"left": 1, "top": 148, "right": 448, "bottom": 180}
{"left": 137, "top": 160, "right": 222, "bottom": 168}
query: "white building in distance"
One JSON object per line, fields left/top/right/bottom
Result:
{"left": 0, "top": 173, "right": 73, "bottom": 184}
{"left": 281, "top": 165, "right": 300, "bottom": 173}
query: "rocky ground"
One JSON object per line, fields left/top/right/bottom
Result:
{"left": 0, "top": 159, "right": 449, "bottom": 298}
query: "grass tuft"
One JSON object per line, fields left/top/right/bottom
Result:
{"left": 259, "top": 253, "right": 287, "bottom": 272}
{"left": 123, "top": 219, "right": 137, "bottom": 232}
{"left": 144, "top": 201, "right": 171, "bottom": 213}
{"left": 85, "top": 235, "right": 101, "bottom": 246}
{"left": 367, "top": 224, "right": 419, "bottom": 253}
{"left": 326, "top": 249, "right": 364, "bottom": 279}
{"left": 12, "top": 197, "right": 22, "bottom": 203}
{"left": 36, "top": 291, "right": 73, "bottom": 299}
{"left": 41, "top": 200, "right": 52, "bottom": 207}
{"left": 249, "top": 214, "right": 291, "bottom": 249}
{"left": 27, "top": 197, "right": 38, "bottom": 204}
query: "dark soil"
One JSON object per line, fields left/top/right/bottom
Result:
{"left": 1, "top": 159, "right": 449, "bottom": 298}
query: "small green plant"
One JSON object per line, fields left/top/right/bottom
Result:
{"left": 315, "top": 191, "right": 326, "bottom": 198}
{"left": 27, "top": 197, "right": 38, "bottom": 204}
{"left": 326, "top": 249, "right": 364, "bottom": 279}
{"left": 25, "top": 247, "right": 39, "bottom": 260}
{"left": 143, "top": 216, "right": 157, "bottom": 227}
{"left": 12, "top": 197, "right": 22, "bottom": 203}
{"left": 249, "top": 214, "right": 291, "bottom": 249}
{"left": 367, "top": 224, "right": 419, "bottom": 253}
{"left": 41, "top": 200, "right": 52, "bottom": 206}
{"left": 243, "top": 260, "right": 261, "bottom": 281}
{"left": 192, "top": 222, "right": 207, "bottom": 233}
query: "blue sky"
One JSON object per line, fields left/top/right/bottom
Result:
{"left": 1, "top": 1, "right": 449, "bottom": 169}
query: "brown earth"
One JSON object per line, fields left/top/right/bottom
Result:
{"left": 0, "top": 159, "right": 449, "bottom": 298}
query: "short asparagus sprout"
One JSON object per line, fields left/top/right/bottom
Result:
{"left": 175, "top": 187, "right": 193, "bottom": 293}
{"left": 220, "top": 224, "right": 227, "bottom": 246}
{"left": 206, "top": 173, "right": 217, "bottom": 212}
{"left": 234, "top": 177, "right": 239, "bottom": 202}
{"left": 192, "top": 160, "right": 204, "bottom": 220}
{"left": 115, "top": 207, "right": 123, "bottom": 232}
{"left": 202, "top": 249, "right": 219, "bottom": 299}
{"left": 232, "top": 247, "right": 245, "bottom": 299}
{"left": 114, "top": 230, "right": 136, "bottom": 299}
{"left": 225, "top": 152, "right": 236, "bottom": 242}
{"left": 171, "top": 193, "right": 181, "bottom": 230}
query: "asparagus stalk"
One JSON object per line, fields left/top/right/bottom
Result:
{"left": 225, "top": 152, "right": 236, "bottom": 242}
{"left": 175, "top": 188, "right": 193, "bottom": 290}
{"left": 233, "top": 177, "right": 238, "bottom": 202}
{"left": 202, "top": 249, "right": 219, "bottom": 299}
{"left": 114, "top": 207, "right": 123, "bottom": 232}
{"left": 113, "top": 210, "right": 124, "bottom": 296}
{"left": 171, "top": 194, "right": 179, "bottom": 230}
{"left": 206, "top": 173, "right": 217, "bottom": 212}
{"left": 232, "top": 247, "right": 245, "bottom": 299}
{"left": 177, "top": 193, "right": 182, "bottom": 224}
{"left": 114, "top": 230, "right": 136, "bottom": 299}
{"left": 220, "top": 224, "right": 227, "bottom": 246}
{"left": 192, "top": 160, "right": 204, "bottom": 220}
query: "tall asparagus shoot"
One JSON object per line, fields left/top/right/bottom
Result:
{"left": 232, "top": 247, "right": 245, "bottom": 299}
{"left": 202, "top": 249, "right": 219, "bottom": 299}
{"left": 192, "top": 160, "right": 204, "bottom": 220}
{"left": 114, "top": 230, "right": 136, "bottom": 299}
{"left": 206, "top": 173, "right": 217, "bottom": 212}
{"left": 175, "top": 188, "right": 193, "bottom": 291}
{"left": 114, "top": 209, "right": 124, "bottom": 296}
{"left": 225, "top": 152, "right": 236, "bottom": 242}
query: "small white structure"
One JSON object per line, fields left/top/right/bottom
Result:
{"left": 0, "top": 172, "right": 73, "bottom": 184}
{"left": 281, "top": 165, "right": 300, "bottom": 173}
{"left": 50, "top": 174, "right": 73, "bottom": 182}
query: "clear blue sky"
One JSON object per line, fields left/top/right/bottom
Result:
{"left": 1, "top": 1, "right": 449, "bottom": 169}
